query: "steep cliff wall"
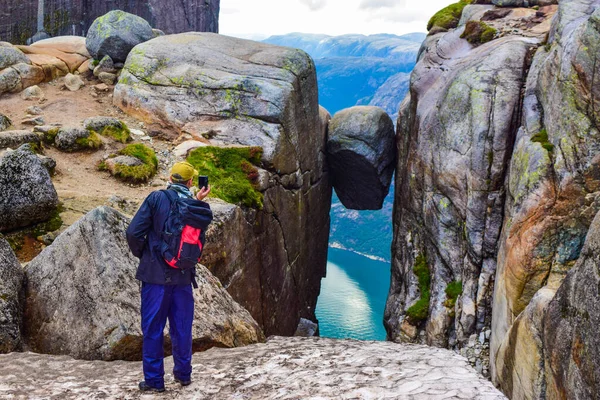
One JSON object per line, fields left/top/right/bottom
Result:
{"left": 385, "top": 0, "right": 556, "bottom": 380}
{"left": 0, "top": 0, "right": 219, "bottom": 44}
{"left": 388, "top": 0, "right": 600, "bottom": 397}
{"left": 491, "top": 0, "right": 600, "bottom": 397}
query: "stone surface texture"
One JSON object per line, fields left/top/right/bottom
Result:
{"left": 386, "top": 0, "right": 561, "bottom": 386}
{"left": 115, "top": 33, "right": 331, "bottom": 337}
{"left": 0, "top": 0, "right": 219, "bottom": 45}
{"left": 0, "top": 130, "right": 41, "bottom": 150}
{"left": 0, "top": 144, "right": 58, "bottom": 232}
{"left": 386, "top": 28, "right": 539, "bottom": 350}
{"left": 0, "top": 37, "right": 93, "bottom": 95}
{"left": 490, "top": 1, "right": 600, "bottom": 398}
{"left": 327, "top": 106, "right": 395, "bottom": 210}
{"left": 391, "top": 0, "right": 600, "bottom": 399}
{"left": 0, "top": 337, "right": 506, "bottom": 399}
{"left": 24, "top": 206, "right": 264, "bottom": 361}
{"left": 543, "top": 209, "right": 600, "bottom": 400}
{"left": 0, "top": 238, "right": 25, "bottom": 353}
{"left": 86, "top": 10, "right": 154, "bottom": 62}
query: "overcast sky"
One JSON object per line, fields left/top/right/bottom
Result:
{"left": 220, "top": 0, "right": 453, "bottom": 39}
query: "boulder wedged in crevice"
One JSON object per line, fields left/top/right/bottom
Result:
{"left": 327, "top": 106, "right": 395, "bottom": 210}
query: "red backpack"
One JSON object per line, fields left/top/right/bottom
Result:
{"left": 159, "top": 189, "right": 213, "bottom": 271}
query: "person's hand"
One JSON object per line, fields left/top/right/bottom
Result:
{"left": 196, "top": 184, "right": 211, "bottom": 201}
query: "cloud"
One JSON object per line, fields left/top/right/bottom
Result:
{"left": 299, "top": 0, "right": 327, "bottom": 11}
{"left": 365, "top": 8, "right": 427, "bottom": 24}
{"left": 359, "top": 0, "right": 405, "bottom": 9}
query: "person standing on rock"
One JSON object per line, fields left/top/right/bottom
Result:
{"left": 126, "top": 161, "right": 212, "bottom": 393}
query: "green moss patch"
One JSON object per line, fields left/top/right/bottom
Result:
{"left": 428, "top": 0, "right": 472, "bottom": 31}
{"left": 42, "top": 127, "right": 60, "bottom": 145}
{"left": 444, "top": 280, "right": 463, "bottom": 317}
{"left": 406, "top": 253, "right": 431, "bottom": 324}
{"left": 75, "top": 131, "right": 102, "bottom": 150}
{"left": 531, "top": 129, "right": 555, "bottom": 152}
{"left": 187, "top": 146, "right": 263, "bottom": 209}
{"left": 87, "top": 122, "right": 131, "bottom": 144}
{"left": 461, "top": 21, "right": 497, "bottom": 45}
{"left": 99, "top": 144, "right": 158, "bottom": 183}
{"left": 112, "top": 143, "right": 158, "bottom": 183}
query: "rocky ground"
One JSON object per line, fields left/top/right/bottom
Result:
{"left": 0, "top": 336, "right": 505, "bottom": 400}
{"left": 0, "top": 79, "right": 174, "bottom": 261}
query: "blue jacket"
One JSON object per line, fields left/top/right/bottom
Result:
{"left": 126, "top": 186, "right": 213, "bottom": 286}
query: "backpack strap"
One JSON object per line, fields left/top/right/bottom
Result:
{"left": 160, "top": 188, "right": 180, "bottom": 204}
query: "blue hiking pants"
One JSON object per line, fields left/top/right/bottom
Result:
{"left": 141, "top": 282, "right": 194, "bottom": 388}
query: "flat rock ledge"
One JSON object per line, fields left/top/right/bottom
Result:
{"left": 0, "top": 337, "right": 505, "bottom": 399}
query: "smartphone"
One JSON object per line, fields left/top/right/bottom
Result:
{"left": 198, "top": 175, "right": 209, "bottom": 189}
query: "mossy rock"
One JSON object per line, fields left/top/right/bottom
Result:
{"left": 531, "top": 128, "right": 554, "bottom": 153}
{"left": 428, "top": 0, "right": 473, "bottom": 31}
{"left": 187, "top": 146, "right": 264, "bottom": 209}
{"left": 43, "top": 127, "right": 60, "bottom": 145}
{"left": 55, "top": 128, "right": 102, "bottom": 152}
{"left": 461, "top": 21, "right": 497, "bottom": 45}
{"left": 444, "top": 281, "right": 463, "bottom": 316}
{"left": 406, "top": 253, "right": 431, "bottom": 324}
{"left": 84, "top": 117, "right": 131, "bottom": 144}
{"left": 99, "top": 143, "right": 158, "bottom": 183}
{"left": 75, "top": 132, "right": 102, "bottom": 150}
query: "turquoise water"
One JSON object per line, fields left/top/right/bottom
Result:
{"left": 315, "top": 247, "right": 391, "bottom": 341}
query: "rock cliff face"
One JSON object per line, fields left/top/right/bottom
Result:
{"left": 491, "top": 0, "right": 600, "bottom": 397}
{"left": 389, "top": 0, "right": 600, "bottom": 397}
{"left": 114, "top": 33, "right": 331, "bottom": 336}
{"left": 544, "top": 209, "right": 600, "bottom": 400}
{"left": 386, "top": 9, "right": 548, "bottom": 348}
{"left": 0, "top": 0, "right": 219, "bottom": 45}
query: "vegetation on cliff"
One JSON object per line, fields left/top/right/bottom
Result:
{"left": 187, "top": 146, "right": 264, "bottom": 209}
{"left": 444, "top": 281, "right": 463, "bottom": 317}
{"left": 406, "top": 254, "right": 431, "bottom": 323}
{"left": 461, "top": 21, "right": 497, "bottom": 45}
{"left": 428, "top": 0, "right": 472, "bottom": 31}
{"left": 531, "top": 129, "right": 554, "bottom": 152}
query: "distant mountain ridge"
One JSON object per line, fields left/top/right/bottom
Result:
{"left": 264, "top": 32, "right": 424, "bottom": 60}
{"left": 263, "top": 32, "right": 425, "bottom": 120}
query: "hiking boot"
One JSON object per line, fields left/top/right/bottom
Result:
{"left": 138, "top": 381, "right": 165, "bottom": 393}
{"left": 174, "top": 377, "right": 192, "bottom": 386}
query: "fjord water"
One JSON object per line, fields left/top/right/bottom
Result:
{"left": 316, "top": 247, "right": 391, "bottom": 340}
